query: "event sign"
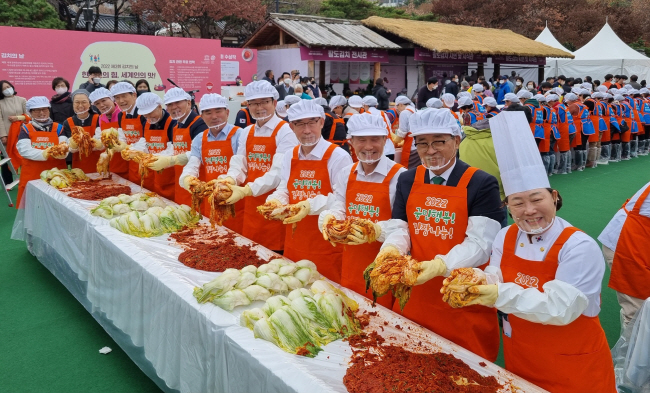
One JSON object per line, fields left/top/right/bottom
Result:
{"left": 301, "top": 46, "right": 389, "bottom": 63}
{"left": 220, "top": 47, "right": 258, "bottom": 85}
{"left": 491, "top": 55, "right": 546, "bottom": 65}
{"left": 414, "top": 48, "right": 489, "bottom": 63}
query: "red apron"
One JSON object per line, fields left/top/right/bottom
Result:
{"left": 120, "top": 113, "right": 145, "bottom": 184}
{"left": 399, "top": 108, "right": 415, "bottom": 168}
{"left": 172, "top": 117, "right": 198, "bottom": 206}
{"left": 501, "top": 225, "right": 616, "bottom": 393}
{"left": 342, "top": 162, "right": 402, "bottom": 307}
{"left": 6, "top": 115, "right": 30, "bottom": 169}
{"left": 68, "top": 116, "right": 102, "bottom": 174}
{"left": 284, "top": 144, "right": 343, "bottom": 282}
{"left": 17, "top": 123, "right": 65, "bottom": 208}
{"left": 395, "top": 165, "right": 499, "bottom": 361}
{"left": 99, "top": 116, "right": 127, "bottom": 177}
{"left": 242, "top": 122, "right": 287, "bottom": 251}
{"left": 198, "top": 126, "right": 244, "bottom": 233}
{"left": 144, "top": 117, "right": 174, "bottom": 198}
{"left": 609, "top": 185, "right": 650, "bottom": 299}
{"left": 556, "top": 104, "right": 573, "bottom": 152}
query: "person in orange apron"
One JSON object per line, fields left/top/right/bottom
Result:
{"left": 600, "top": 181, "right": 650, "bottom": 327}
{"left": 639, "top": 88, "right": 650, "bottom": 156}
{"left": 328, "top": 95, "right": 347, "bottom": 119}
{"left": 62, "top": 89, "right": 103, "bottom": 174}
{"left": 584, "top": 91, "right": 605, "bottom": 168}
{"left": 142, "top": 88, "right": 207, "bottom": 204}
{"left": 179, "top": 93, "right": 244, "bottom": 232}
{"left": 389, "top": 96, "right": 417, "bottom": 169}
{"left": 362, "top": 96, "right": 396, "bottom": 160}
{"left": 378, "top": 108, "right": 504, "bottom": 361}
{"left": 553, "top": 94, "right": 576, "bottom": 175}
{"left": 448, "top": 111, "right": 615, "bottom": 393}
{"left": 111, "top": 82, "right": 146, "bottom": 183}
{"left": 261, "top": 100, "right": 351, "bottom": 281}
{"left": 15, "top": 96, "right": 68, "bottom": 208}
{"left": 127, "top": 92, "right": 176, "bottom": 197}
{"left": 319, "top": 113, "right": 405, "bottom": 305}
{"left": 630, "top": 91, "right": 644, "bottom": 158}
{"left": 235, "top": 105, "right": 256, "bottom": 128}
{"left": 457, "top": 95, "right": 486, "bottom": 127}
{"left": 220, "top": 80, "right": 299, "bottom": 252}
{"left": 621, "top": 91, "right": 637, "bottom": 160}
{"left": 89, "top": 88, "right": 128, "bottom": 178}
{"left": 537, "top": 94, "right": 559, "bottom": 176}
{"left": 343, "top": 95, "right": 363, "bottom": 121}
{"left": 471, "top": 83, "right": 486, "bottom": 109}
{"left": 609, "top": 94, "right": 626, "bottom": 162}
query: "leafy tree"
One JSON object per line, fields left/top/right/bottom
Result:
{"left": 0, "top": 0, "right": 65, "bottom": 29}
{"left": 320, "top": 0, "right": 434, "bottom": 20}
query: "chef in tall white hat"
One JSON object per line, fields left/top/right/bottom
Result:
{"left": 389, "top": 95, "right": 417, "bottom": 169}
{"left": 376, "top": 108, "right": 504, "bottom": 361}
{"left": 263, "top": 99, "right": 351, "bottom": 282}
{"left": 318, "top": 113, "right": 406, "bottom": 303}
{"left": 447, "top": 111, "right": 615, "bottom": 393}
{"left": 361, "top": 95, "right": 396, "bottom": 159}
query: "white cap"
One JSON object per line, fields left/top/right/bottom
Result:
{"left": 546, "top": 94, "right": 559, "bottom": 102}
{"left": 244, "top": 80, "right": 276, "bottom": 101}
{"left": 631, "top": 89, "right": 641, "bottom": 95}
{"left": 553, "top": 87, "right": 564, "bottom": 95}
{"left": 275, "top": 100, "right": 288, "bottom": 118}
{"left": 284, "top": 95, "right": 301, "bottom": 106}
{"left": 395, "top": 95, "right": 412, "bottom": 105}
{"left": 164, "top": 87, "right": 191, "bottom": 105}
{"left": 89, "top": 87, "right": 112, "bottom": 104}
{"left": 581, "top": 82, "right": 592, "bottom": 91}
{"left": 504, "top": 93, "right": 518, "bottom": 102}
{"left": 362, "top": 95, "right": 378, "bottom": 107}
{"left": 640, "top": 88, "right": 650, "bottom": 94}
{"left": 457, "top": 91, "right": 471, "bottom": 99}
{"left": 610, "top": 88, "right": 619, "bottom": 94}
{"left": 26, "top": 96, "right": 50, "bottom": 111}
{"left": 597, "top": 85, "right": 608, "bottom": 93}
{"left": 426, "top": 97, "right": 443, "bottom": 108}
{"left": 571, "top": 86, "right": 582, "bottom": 94}
{"left": 517, "top": 90, "right": 533, "bottom": 99}
{"left": 625, "top": 84, "right": 635, "bottom": 91}
{"left": 605, "top": 93, "right": 613, "bottom": 99}
{"left": 287, "top": 99, "right": 325, "bottom": 122}
{"left": 472, "top": 83, "right": 484, "bottom": 92}
{"left": 348, "top": 95, "right": 363, "bottom": 108}
{"left": 490, "top": 111, "right": 550, "bottom": 197}
{"left": 409, "top": 108, "right": 462, "bottom": 137}
{"left": 458, "top": 95, "right": 474, "bottom": 107}
{"left": 533, "top": 94, "right": 546, "bottom": 103}
{"left": 199, "top": 93, "right": 228, "bottom": 112}
{"left": 313, "top": 97, "right": 328, "bottom": 106}
{"left": 590, "top": 92, "right": 602, "bottom": 99}
{"left": 614, "top": 94, "right": 625, "bottom": 101}
{"left": 483, "top": 97, "right": 498, "bottom": 107}
{"left": 441, "top": 93, "right": 455, "bottom": 107}
{"left": 136, "top": 92, "right": 163, "bottom": 115}
{"left": 272, "top": 89, "right": 279, "bottom": 101}
{"left": 579, "top": 89, "right": 591, "bottom": 96}
{"left": 564, "top": 93, "right": 578, "bottom": 102}
{"left": 329, "top": 95, "right": 347, "bottom": 109}
{"left": 347, "top": 113, "right": 388, "bottom": 136}
{"left": 110, "top": 82, "right": 136, "bottom": 96}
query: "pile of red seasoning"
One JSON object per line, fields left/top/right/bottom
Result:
{"left": 344, "top": 328, "right": 503, "bottom": 393}
{"left": 64, "top": 178, "right": 132, "bottom": 200}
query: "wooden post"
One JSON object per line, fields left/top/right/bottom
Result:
{"left": 279, "top": 30, "right": 285, "bottom": 45}
{"left": 319, "top": 61, "right": 326, "bottom": 90}
{"left": 308, "top": 60, "right": 315, "bottom": 78}
{"left": 477, "top": 62, "right": 484, "bottom": 77}
{"left": 373, "top": 62, "right": 381, "bottom": 83}
{"left": 538, "top": 64, "right": 544, "bottom": 85}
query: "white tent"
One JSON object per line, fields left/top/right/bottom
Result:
{"left": 547, "top": 22, "right": 650, "bottom": 81}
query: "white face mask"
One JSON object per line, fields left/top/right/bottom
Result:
{"left": 55, "top": 87, "right": 67, "bottom": 95}
{"left": 284, "top": 78, "right": 292, "bottom": 85}
{"left": 421, "top": 139, "right": 456, "bottom": 171}
{"left": 93, "top": 77, "right": 101, "bottom": 84}
{"left": 3, "top": 88, "right": 14, "bottom": 97}
{"left": 147, "top": 116, "right": 160, "bottom": 124}
{"left": 100, "top": 105, "right": 113, "bottom": 115}
{"left": 74, "top": 109, "right": 89, "bottom": 116}
{"left": 513, "top": 213, "right": 556, "bottom": 235}
{"left": 515, "top": 81, "right": 522, "bottom": 86}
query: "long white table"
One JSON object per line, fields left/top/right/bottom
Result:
{"left": 12, "top": 176, "right": 548, "bottom": 393}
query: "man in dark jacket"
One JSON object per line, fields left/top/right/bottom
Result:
{"left": 78, "top": 66, "right": 105, "bottom": 93}
{"left": 275, "top": 73, "right": 294, "bottom": 100}
{"left": 416, "top": 77, "right": 439, "bottom": 109}
{"left": 262, "top": 70, "right": 276, "bottom": 86}
{"left": 372, "top": 78, "right": 391, "bottom": 110}
{"left": 445, "top": 75, "right": 459, "bottom": 97}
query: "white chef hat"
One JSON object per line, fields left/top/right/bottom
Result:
{"left": 564, "top": 93, "right": 579, "bottom": 102}
{"left": 26, "top": 96, "right": 50, "bottom": 111}
{"left": 483, "top": 97, "right": 498, "bottom": 107}
{"left": 614, "top": 94, "right": 625, "bottom": 101}
{"left": 285, "top": 95, "right": 301, "bottom": 106}
{"left": 110, "top": 82, "right": 136, "bottom": 96}
{"left": 276, "top": 100, "right": 288, "bottom": 118}
{"left": 472, "top": 83, "right": 484, "bottom": 92}
{"left": 287, "top": 99, "right": 325, "bottom": 122}
{"left": 553, "top": 87, "right": 564, "bottom": 95}
{"left": 395, "top": 95, "right": 412, "bottom": 105}
{"left": 625, "top": 84, "right": 634, "bottom": 90}
{"left": 409, "top": 108, "right": 461, "bottom": 137}
{"left": 245, "top": 80, "right": 276, "bottom": 101}
{"left": 329, "top": 95, "right": 347, "bottom": 109}
{"left": 534, "top": 94, "right": 546, "bottom": 103}
{"left": 441, "top": 93, "right": 455, "bottom": 107}
{"left": 313, "top": 97, "right": 327, "bottom": 106}
{"left": 199, "top": 93, "right": 228, "bottom": 112}
{"left": 504, "top": 93, "right": 518, "bottom": 102}
{"left": 347, "top": 113, "right": 388, "bottom": 137}
{"left": 517, "top": 90, "right": 533, "bottom": 99}
{"left": 457, "top": 95, "right": 474, "bottom": 107}
{"left": 362, "top": 95, "right": 378, "bottom": 107}
{"left": 631, "top": 89, "right": 641, "bottom": 95}
{"left": 164, "top": 87, "right": 191, "bottom": 105}
{"left": 597, "top": 85, "right": 608, "bottom": 93}
{"left": 571, "top": 86, "right": 582, "bottom": 94}
{"left": 136, "top": 92, "right": 163, "bottom": 115}
{"left": 348, "top": 95, "right": 363, "bottom": 108}
{"left": 88, "top": 87, "right": 112, "bottom": 104}
{"left": 457, "top": 91, "right": 471, "bottom": 99}
{"left": 272, "top": 89, "right": 279, "bottom": 101}
{"left": 579, "top": 89, "right": 591, "bottom": 96}
{"left": 546, "top": 94, "right": 559, "bottom": 102}
{"left": 640, "top": 88, "right": 650, "bottom": 94}
{"left": 490, "top": 111, "right": 550, "bottom": 197}
{"left": 426, "top": 97, "right": 443, "bottom": 108}
{"left": 581, "top": 82, "right": 592, "bottom": 91}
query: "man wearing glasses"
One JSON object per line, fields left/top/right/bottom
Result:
{"left": 263, "top": 100, "right": 352, "bottom": 283}
{"left": 376, "top": 108, "right": 504, "bottom": 361}
{"left": 220, "top": 80, "right": 299, "bottom": 252}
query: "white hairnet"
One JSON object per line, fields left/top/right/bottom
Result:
{"left": 362, "top": 95, "right": 378, "bottom": 107}
{"left": 276, "top": 100, "right": 288, "bottom": 118}
{"left": 441, "top": 93, "right": 455, "bottom": 107}
{"left": 409, "top": 108, "right": 461, "bottom": 137}
{"left": 199, "top": 93, "right": 228, "bottom": 112}
{"left": 287, "top": 99, "right": 325, "bottom": 122}
{"left": 348, "top": 95, "right": 363, "bottom": 108}
{"left": 26, "top": 96, "right": 50, "bottom": 111}
{"left": 504, "top": 93, "right": 518, "bottom": 102}
{"left": 426, "top": 98, "right": 443, "bottom": 109}
{"left": 517, "top": 90, "right": 533, "bottom": 99}
{"left": 472, "top": 83, "right": 484, "bottom": 92}
{"left": 284, "top": 95, "right": 301, "bottom": 106}
{"left": 88, "top": 87, "right": 112, "bottom": 104}
{"left": 164, "top": 87, "right": 191, "bottom": 105}
{"left": 244, "top": 80, "right": 276, "bottom": 101}
{"left": 457, "top": 96, "right": 474, "bottom": 107}
{"left": 136, "top": 92, "right": 163, "bottom": 115}
{"left": 347, "top": 113, "right": 388, "bottom": 136}
{"left": 110, "top": 82, "right": 136, "bottom": 96}
{"left": 483, "top": 97, "right": 498, "bottom": 107}
{"left": 329, "top": 95, "right": 347, "bottom": 108}
{"left": 395, "top": 95, "right": 412, "bottom": 105}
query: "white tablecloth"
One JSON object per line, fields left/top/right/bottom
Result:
{"left": 12, "top": 177, "right": 548, "bottom": 393}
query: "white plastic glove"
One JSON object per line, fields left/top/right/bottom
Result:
{"left": 225, "top": 184, "right": 253, "bottom": 204}
{"left": 283, "top": 200, "right": 310, "bottom": 224}
{"left": 175, "top": 152, "right": 189, "bottom": 166}
{"left": 464, "top": 284, "right": 498, "bottom": 307}
{"left": 414, "top": 258, "right": 447, "bottom": 285}
{"left": 147, "top": 155, "right": 176, "bottom": 171}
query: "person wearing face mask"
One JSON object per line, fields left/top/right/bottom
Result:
{"left": 318, "top": 113, "right": 405, "bottom": 302}
{"left": 49, "top": 77, "right": 74, "bottom": 124}
{"left": 362, "top": 95, "right": 396, "bottom": 160}
{"left": 235, "top": 102, "right": 256, "bottom": 128}
{"left": 328, "top": 95, "right": 347, "bottom": 119}
{"left": 0, "top": 80, "right": 27, "bottom": 185}
{"left": 79, "top": 66, "right": 105, "bottom": 93}
{"left": 15, "top": 97, "right": 68, "bottom": 207}
{"left": 179, "top": 93, "right": 244, "bottom": 231}
{"left": 495, "top": 76, "right": 512, "bottom": 105}
{"left": 377, "top": 108, "right": 503, "bottom": 361}
{"left": 305, "top": 77, "right": 320, "bottom": 98}
{"left": 62, "top": 89, "right": 103, "bottom": 173}
{"left": 447, "top": 112, "right": 615, "bottom": 393}
{"left": 445, "top": 75, "right": 459, "bottom": 97}
{"left": 218, "top": 81, "right": 299, "bottom": 251}
{"left": 416, "top": 77, "right": 439, "bottom": 110}
{"left": 274, "top": 72, "right": 294, "bottom": 101}
{"left": 110, "top": 82, "right": 146, "bottom": 183}
{"left": 389, "top": 96, "right": 417, "bottom": 169}
{"left": 320, "top": 97, "right": 347, "bottom": 152}
{"left": 89, "top": 88, "right": 129, "bottom": 178}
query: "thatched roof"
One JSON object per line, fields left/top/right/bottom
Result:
{"left": 362, "top": 16, "right": 574, "bottom": 59}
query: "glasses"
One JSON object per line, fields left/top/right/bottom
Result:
{"left": 292, "top": 118, "right": 320, "bottom": 128}
{"left": 414, "top": 137, "right": 454, "bottom": 151}
{"left": 248, "top": 99, "right": 272, "bottom": 108}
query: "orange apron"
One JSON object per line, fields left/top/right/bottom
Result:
{"left": 17, "top": 123, "right": 65, "bottom": 208}
{"left": 399, "top": 108, "right": 415, "bottom": 168}
{"left": 556, "top": 104, "right": 574, "bottom": 152}
{"left": 501, "top": 225, "right": 616, "bottom": 393}
{"left": 324, "top": 113, "right": 346, "bottom": 148}
{"left": 6, "top": 115, "right": 30, "bottom": 169}
{"left": 609, "top": 185, "right": 650, "bottom": 299}
{"left": 120, "top": 113, "right": 145, "bottom": 183}
{"left": 395, "top": 165, "right": 499, "bottom": 361}
{"left": 284, "top": 144, "right": 343, "bottom": 282}
{"left": 99, "top": 116, "right": 127, "bottom": 177}
{"left": 342, "top": 162, "right": 402, "bottom": 307}
{"left": 144, "top": 117, "right": 174, "bottom": 198}
{"left": 172, "top": 117, "right": 198, "bottom": 206}
{"left": 633, "top": 98, "right": 644, "bottom": 135}
{"left": 68, "top": 115, "right": 102, "bottom": 174}
{"left": 621, "top": 102, "right": 634, "bottom": 143}
{"left": 599, "top": 101, "right": 611, "bottom": 143}
{"left": 242, "top": 122, "right": 287, "bottom": 251}
{"left": 198, "top": 126, "right": 244, "bottom": 233}
{"left": 570, "top": 105, "right": 582, "bottom": 148}
{"left": 585, "top": 98, "right": 603, "bottom": 143}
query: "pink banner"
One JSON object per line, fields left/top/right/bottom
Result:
{"left": 491, "top": 55, "right": 546, "bottom": 65}
{"left": 0, "top": 26, "right": 226, "bottom": 100}
{"left": 300, "top": 46, "right": 388, "bottom": 62}
{"left": 219, "top": 47, "right": 258, "bottom": 85}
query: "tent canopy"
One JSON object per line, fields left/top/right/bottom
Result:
{"left": 572, "top": 22, "right": 647, "bottom": 60}
{"left": 536, "top": 25, "right": 573, "bottom": 54}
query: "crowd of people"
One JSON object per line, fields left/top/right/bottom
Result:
{"left": 3, "top": 64, "right": 650, "bottom": 393}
